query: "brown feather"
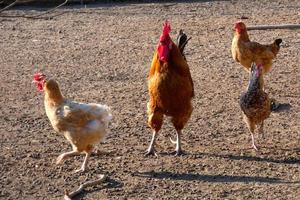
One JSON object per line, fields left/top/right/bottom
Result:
{"left": 148, "top": 41, "right": 194, "bottom": 131}
{"left": 232, "top": 22, "right": 281, "bottom": 74}
{"left": 240, "top": 64, "right": 271, "bottom": 132}
{"left": 43, "top": 79, "right": 111, "bottom": 153}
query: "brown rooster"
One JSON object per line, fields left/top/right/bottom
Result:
{"left": 33, "top": 73, "right": 112, "bottom": 172}
{"left": 240, "top": 63, "right": 271, "bottom": 150}
{"left": 146, "top": 20, "right": 194, "bottom": 156}
{"left": 232, "top": 21, "right": 282, "bottom": 75}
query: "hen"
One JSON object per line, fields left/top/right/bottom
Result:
{"left": 240, "top": 63, "right": 271, "bottom": 150}
{"left": 146, "top": 20, "right": 194, "bottom": 156}
{"left": 33, "top": 73, "right": 112, "bottom": 172}
{"left": 232, "top": 21, "right": 282, "bottom": 74}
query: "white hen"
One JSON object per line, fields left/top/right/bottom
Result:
{"left": 33, "top": 73, "right": 112, "bottom": 172}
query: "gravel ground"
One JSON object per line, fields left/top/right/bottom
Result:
{"left": 1, "top": 0, "right": 300, "bottom": 199}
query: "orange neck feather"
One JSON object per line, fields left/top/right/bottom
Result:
{"left": 44, "top": 87, "right": 64, "bottom": 106}
{"left": 236, "top": 29, "right": 250, "bottom": 41}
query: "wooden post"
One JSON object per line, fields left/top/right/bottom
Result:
{"left": 247, "top": 24, "right": 300, "bottom": 31}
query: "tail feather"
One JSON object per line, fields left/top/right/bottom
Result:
{"left": 176, "top": 29, "right": 191, "bottom": 56}
{"left": 177, "top": 29, "right": 187, "bottom": 49}
{"left": 100, "top": 105, "right": 113, "bottom": 123}
{"left": 88, "top": 103, "right": 112, "bottom": 126}
{"left": 274, "top": 38, "right": 282, "bottom": 47}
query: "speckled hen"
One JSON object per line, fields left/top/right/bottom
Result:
{"left": 240, "top": 63, "right": 271, "bottom": 150}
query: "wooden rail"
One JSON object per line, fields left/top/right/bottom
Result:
{"left": 247, "top": 24, "right": 300, "bottom": 30}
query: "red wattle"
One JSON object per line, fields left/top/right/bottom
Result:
{"left": 37, "top": 82, "right": 44, "bottom": 91}
{"left": 157, "top": 44, "right": 170, "bottom": 62}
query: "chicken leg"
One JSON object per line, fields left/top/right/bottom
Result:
{"left": 170, "top": 129, "right": 183, "bottom": 156}
{"left": 244, "top": 114, "right": 259, "bottom": 151}
{"left": 145, "top": 131, "right": 158, "bottom": 156}
{"left": 251, "top": 131, "right": 259, "bottom": 151}
{"left": 74, "top": 152, "right": 91, "bottom": 173}
{"left": 56, "top": 150, "right": 79, "bottom": 165}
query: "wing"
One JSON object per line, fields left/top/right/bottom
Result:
{"left": 246, "top": 42, "right": 276, "bottom": 61}
{"left": 240, "top": 92, "right": 270, "bottom": 118}
{"left": 56, "top": 101, "right": 112, "bottom": 131}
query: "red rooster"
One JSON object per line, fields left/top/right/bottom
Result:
{"left": 146, "top": 21, "right": 194, "bottom": 156}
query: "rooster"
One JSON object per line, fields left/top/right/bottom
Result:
{"left": 33, "top": 73, "right": 112, "bottom": 172}
{"left": 146, "top": 20, "right": 194, "bottom": 156}
{"left": 240, "top": 63, "right": 271, "bottom": 150}
{"left": 232, "top": 21, "right": 282, "bottom": 75}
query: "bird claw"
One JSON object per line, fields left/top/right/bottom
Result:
{"left": 56, "top": 155, "right": 65, "bottom": 165}
{"left": 73, "top": 167, "right": 86, "bottom": 174}
{"left": 144, "top": 149, "right": 158, "bottom": 157}
{"left": 252, "top": 144, "right": 259, "bottom": 151}
{"left": 174, "top": 149, "right": 184, "bottom": 156}
{"left": 169, "top": 137, "right": 177, "bottom": 144}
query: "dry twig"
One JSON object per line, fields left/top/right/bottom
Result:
{"left": 247, "top": 24, "right": 300, "bottom": 30}
{"left": 28, "top": 0, "right": 68, "bottom": 18}
{"left": 64, "top": 174, "right": 107, "bottom": 200}
{"left": 0, "top": 0, "right": 18, "bottom": 13}
{"left": 0, "top": 0, "right": 68, "bottom": 19}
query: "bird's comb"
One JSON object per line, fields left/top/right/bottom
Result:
{"left": 33, "top": 72, "right": 46, "bottom": 92}
{"left": 234, "top": 21, "right": 243, "bottom": 26}
{"left": 162, "top": 20, "right": 171, "bottom": 38}
{"left": 33, "top": 72, "right": 46, "bottom": 82}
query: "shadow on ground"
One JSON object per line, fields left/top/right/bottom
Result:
{"left": 134, "top": 171, "right": 298, "bottom": 184}
{"left": 194, "top": 152, "right": 300, "bottom": 165}
{"left": 271, "top": 102, "right": 292, "bottom": 113}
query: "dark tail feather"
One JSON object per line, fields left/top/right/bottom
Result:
{"left": 274, "top": 38, "right": 282, "bottom": 47}
{"left": 177, "top": 29, "right": 191, "bottom": 55}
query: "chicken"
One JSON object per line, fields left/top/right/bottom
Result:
{"left": 240, "top": 63, "right": 271, "bottom": 150}
{"left": 232, "top": 21, "right": 282, "bottom": 74}
{"left": 146, "top": 20, "right": 194, "bottom": 156}
{"left": 33, "top": 73, "right": 112, "bottom": 172}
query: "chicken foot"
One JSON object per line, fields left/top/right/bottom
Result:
{"left": 73, "top": 152, "right": 91, "bottom": 173}
{"left": 145, "top": 131, "right": 158, "bottom": 157}
{"left": 56, "top": 150, "right": 91, "bottom": 173}
{"left": 170, "top": 130, "right": 183, "bottom": 156}
{"left": 244, "top": 115, "right": 259, "bottom": 151}
{"left": 56, "top": 150, "right": 80, "bottom": 165}
{"left": 251, "top": 132, "right": 259, "bottom": 151}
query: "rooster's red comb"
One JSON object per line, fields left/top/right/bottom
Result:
{"left": 33, "top": 72, "right": 46, "bottom": 82}
{"left": 162, "top": 20, "right": 171, "bottom": 37}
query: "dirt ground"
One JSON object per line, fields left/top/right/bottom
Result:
{"left": 1, "top": 0, "right": 300, "bottom": 199}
